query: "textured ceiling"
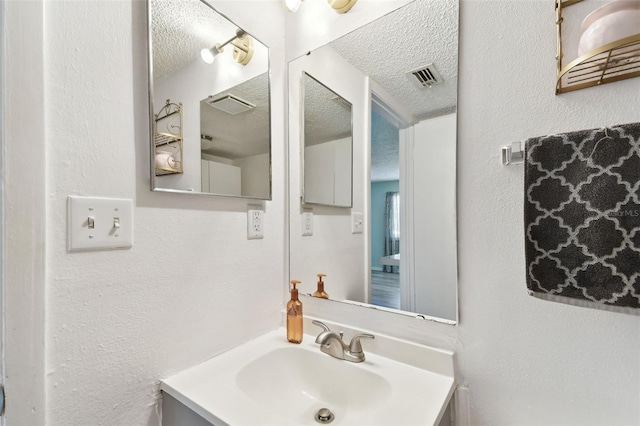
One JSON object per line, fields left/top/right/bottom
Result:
{"left": 327, "top": 0, "right": 458, "bottom": 182}
{"left": 330, "top": 0, "right": 458, "bottom": 121}
{"left": 371, "top": 109, "right": 400, "bottom": 182}
{"left": 200, "top": 73, "right": 270, "bottom": 159}
{"left": 151, "top": 0, "right": 237, "bottom": 83}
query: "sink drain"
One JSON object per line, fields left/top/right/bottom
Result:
{"left": 314, "top": 408, "right": 335, "bottom": 424}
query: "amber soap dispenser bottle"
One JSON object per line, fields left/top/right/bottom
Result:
{"left": 287, "top": 280, "right": 303, "bottom": 343}
{"left": 313, "top": 273, "right": 329, "bottom": 299}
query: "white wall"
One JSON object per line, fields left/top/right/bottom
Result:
{"left": 289, "top": 45, "right": 366, "bottom": 302}
{"left": 412, "top": 114, "right": 457, "bottom": 321}
{"left": 300, "top": 1, "right": 640, "bottom": 425}
{"left": 5, "top": 0, "right": 285, "bottom": 424}
{"left": 235, "top": 153, "right": 270, "bottom": 198}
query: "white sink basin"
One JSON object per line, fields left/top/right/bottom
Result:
{"left": 161, "top": 326, "right": 455, "bottom": 425}
{"left": 236, "top": 346, "right": 392, "bottom": 421}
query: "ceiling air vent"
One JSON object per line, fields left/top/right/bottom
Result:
{"left": 407, "top": 63, "right": 443, "bottom": 89}
{"left": 205, "top": 94, "right": 256, "bottom": 114}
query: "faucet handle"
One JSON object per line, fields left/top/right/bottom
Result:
{"left": 348, "top": 333, "right": 375, "bottom": 354}
{"left": 312, "top": 320, "right": 331, "bottom": 332}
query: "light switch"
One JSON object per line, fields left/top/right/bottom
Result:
{"left": 351, "top": 212, "right": 364, "bottom": 234}
{"left": 68, "top": 196, "right": 133, "bottom": 251}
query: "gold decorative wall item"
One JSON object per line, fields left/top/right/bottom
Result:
{"left": 556, "top": 0, "right": 640, "bottom": 94}
{"left": 154, "top": 99, "right": 183, "bottom": 176}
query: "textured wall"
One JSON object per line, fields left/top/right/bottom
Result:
{"left": 455, "top": 1, "right": 640, "bottom": 423}
{"left": 40, "top": 1, "right": 285, "bottom": 424}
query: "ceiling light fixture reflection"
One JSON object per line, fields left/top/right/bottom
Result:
{"left": 284, "top": 0, "right": 303, "bottom": 12}
{"left": 200, "top": 29, "right": 254, "bottom": 66}
{"left": 328, "top": 0, "right": 358, "bottom": 13}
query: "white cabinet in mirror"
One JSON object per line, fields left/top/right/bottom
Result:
{"left": 288, "top": 0, "right": 459, "bottom": 324}
{"left": 148, "top": 0, "right": 272, "bottom": 199}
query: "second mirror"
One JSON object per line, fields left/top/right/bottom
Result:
{"left": 302, "top": 72, "right": 353, "bottom": 207}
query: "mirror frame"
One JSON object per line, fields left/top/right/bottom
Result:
{"left": 146, "top": 0, "right": 273, "bottom": 200}
{"left": 301, "top": 71, "right": 354, "bottom": 208}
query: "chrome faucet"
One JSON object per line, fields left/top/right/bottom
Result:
{"left": 312, "top": 320, "right": 375, "bottom": 363}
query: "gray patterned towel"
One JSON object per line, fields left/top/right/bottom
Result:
{"left": 525, "top": 122, "right": 640, "bottom": 313}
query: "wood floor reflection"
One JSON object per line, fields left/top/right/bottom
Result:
{"left": 371, "top": 270, "right": 400, "bottom": 310}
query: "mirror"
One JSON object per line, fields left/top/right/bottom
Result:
{"left": 302, "top": 72, "right": 353, "bottom": 207}
{"left": 148, "top": 0, "right": 271, "bottom": 199}
{"left": 288, "top": 0, "right": 458, "bottom": 323}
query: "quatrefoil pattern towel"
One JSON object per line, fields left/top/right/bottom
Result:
{"left": 525, "top": 122, "right": 640, "bottom": 313}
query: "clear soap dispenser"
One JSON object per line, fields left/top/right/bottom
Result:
{"left": 287, "top": 280, "right": 303, "bottom": 343}
{"left": 313, "top": 273, "right": 329, "bottom": 299}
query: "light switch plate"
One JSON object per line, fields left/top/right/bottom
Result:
{"left": 351, "top": 212, "right": 364, "bottom": 234}
{"left": 68, "top": 196, "right": 133, "bottom": 251}
{"left": 301, "top": 211, "right": 313, "bottom": 236}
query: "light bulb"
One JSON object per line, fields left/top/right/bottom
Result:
{"left": 284, "top": 0, "right": 303, "bottom": 13}
{"left": 200, "top": 48, "right": 215, "bottom": 64}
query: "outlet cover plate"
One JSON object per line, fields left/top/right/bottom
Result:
{"left": 301, "top": 212, "right": 313, "bottom": 236}
{"left": 247, "top": 208, "right": 264, "bottom": 240}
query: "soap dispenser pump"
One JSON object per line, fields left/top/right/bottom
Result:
{"left": 287, "top": 280, "right": 303, "bottom": 344}
{"left": 313, "top": 273, "right": 329, "bottom": 299}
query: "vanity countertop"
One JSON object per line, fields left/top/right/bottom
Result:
{"left": 161, "top": 325, "right": 455, "bottom": 425}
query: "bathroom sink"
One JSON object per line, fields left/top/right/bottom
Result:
{"left": 236, "top": 347, "right": 392, "bottom": 422}
{"left": 161, "top": 325, "right": 455, "bottom": 425}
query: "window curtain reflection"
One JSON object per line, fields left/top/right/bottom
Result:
{"left": 383, "top": 191, "right": 400, "bottom": 273}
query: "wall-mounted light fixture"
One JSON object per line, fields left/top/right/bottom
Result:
{"left": 200, "top": 29, "right": 254, "bottom": 66}
{"left": 284, "top": 0, "right": 357, "bottom": 14}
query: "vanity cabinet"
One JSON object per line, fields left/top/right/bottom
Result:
{"left": 162, "top": 393, "right": 218, "bottom": 426}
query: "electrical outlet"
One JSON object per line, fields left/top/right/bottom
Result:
{"left": 301, "top": 211, "right": 313, "bottom": 236}
{"left": 351, "top": 212, "right": 364, "bottom": 234}
{"left": 247, "top": 208, "right": 264, "bottom": 240}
